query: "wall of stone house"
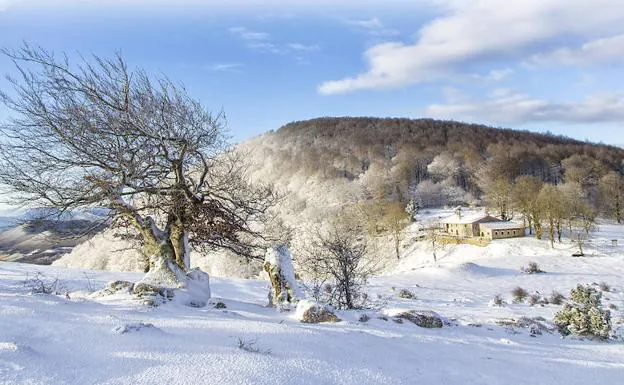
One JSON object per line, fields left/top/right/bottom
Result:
{"left": 488, "top": 228, "right": 525, "bottom": 239}
{"left": 446, "top": 223, "right": 474, "bottom": 237}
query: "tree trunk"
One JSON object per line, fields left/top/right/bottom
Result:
{"left": 534, "top": 221, "right": 543, "bottom": 240}
{"left": 394, "top": 236, "right": 400, "bottom": 260}
{"left": 168, "top": 218, "right": 190, "bottom": 270}
{"left": 128, "top": 213, "right": 187, "bottom": 288}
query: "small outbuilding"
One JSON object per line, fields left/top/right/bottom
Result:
{"left": 479, "top": 222, "right": 525, "bottom": 240}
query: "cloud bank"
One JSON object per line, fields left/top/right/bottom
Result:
{"left": 319, "top": 0, "right": 624, "bottom": 94}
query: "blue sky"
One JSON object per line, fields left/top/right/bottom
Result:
{"left": 1, "top": 0, "right": 624, "bottom": 146}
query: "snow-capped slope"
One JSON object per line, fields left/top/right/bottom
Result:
{"left": 2, "top": 227, "right": 624, "bottom": 385}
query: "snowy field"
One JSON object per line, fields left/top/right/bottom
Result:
{"left": 1, "top": 217, "right": 624, "bottom": 384}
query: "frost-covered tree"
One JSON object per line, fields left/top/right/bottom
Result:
{"left": 0, "top": 45, "right": 276, "bottom": 287}
{"left": 427, "top": 152, "right": 460, "bottom": 182}
{"left": 554, "top": 285, "right": 611, "bottom": 340}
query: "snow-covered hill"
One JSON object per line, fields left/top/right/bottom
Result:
{"left": 2, "top": 219, "right": 624, "bottom": 384}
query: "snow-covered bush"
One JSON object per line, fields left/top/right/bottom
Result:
{"left": 528, "top": 292, "right": 542, "bottom": 306}
{"left": 554, "top": 285, "right": 612, "bottom": 340}
{"left": 490, "top": 294, "right": 506, "bottom": 306}
{"left": 23, "top": 272, "right": 66, "bottom": 295}
{"left": 236, "top": 338, "right": 271, "bottom": 355}
{"left": 598, "top": 282, "right": 612, "bottom": 292}
{"left": 512, "top": 287, "right": 529, "bottom": 303}
{"left": 521, "top": 262, "right": 545, "bottom": 274}
{"left": 549, "top": 291, "right": 565, "bottom": 305}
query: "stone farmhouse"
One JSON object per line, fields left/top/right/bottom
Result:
{"left": 440, "top": 210, "right": 525, "bottom": 240}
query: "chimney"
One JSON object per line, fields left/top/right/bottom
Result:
{"left": 455, "top": 206, "right": 462, "bottom": 219}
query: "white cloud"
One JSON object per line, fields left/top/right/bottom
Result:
{"left": 529, "top": 34, "right": 624, "bottom": 66}
{"left": 229, "top": 27, "right": 270, "bottom": 41}
{"left": 229, "top": 27, "right": 320, "bottom": 57}
{"left": 344, "top": 17, "right": 400, "bottom": 37}
{"left": 207, "top": 63, "right": 244, "bottom": 73}
{"left": 287, "top": 43, "right": 320, "bottom": 52}
{"left": 427, "top": 89, "right": 624, "bottom": 124}
{"left": 320, "top": 0, "right": 624, "bottom": 94}
{"left": 471, "top": 68, "right": 514, "bottom": 82}
{"left": 346, "top": 17, "right": 384, "bottom": 30}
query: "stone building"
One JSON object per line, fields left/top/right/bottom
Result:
{"left": 440, "top": 209, "right": 525, "bottom": 240}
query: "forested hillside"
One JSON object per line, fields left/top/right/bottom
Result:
{"left": 244, "top": 117, "right": 622, "bottom": 212}
{"left": 238, "top": 117, "right": 624, "bottom": 258}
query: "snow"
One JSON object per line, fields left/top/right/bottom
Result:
{"left": 440, "top": 211, "right": 489, "bottom": 224}
{"left": 2, "top": 210, "right": 624, "bottom": 384}
{"left": 52, "top": 230, "right": 145, "bottom": 272}
{"left": 480, "top": 222, "right": 525, "bottom": 230}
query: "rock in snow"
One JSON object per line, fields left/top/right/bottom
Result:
{"left": 295, "top": 300, "right": 341, "bottom": 323}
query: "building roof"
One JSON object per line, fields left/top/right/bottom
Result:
{"left": 480, "top": 222, "right": 525, "bottom": 230}
{"left": 440, "top": 212, "right": 491, "bottom": 224}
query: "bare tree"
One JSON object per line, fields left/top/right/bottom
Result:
{"left": 425, "top": 221, "right": 442, "bottom": 263}
{"left": 0, "top": 45, "right": 276, "bottom": 286}
{"left": 381, "top": 202, "right": 410, "bottom": 260}
{"left": 300, "top": 219, "right": 376, "bottom": 310}
{"left": 483, "top": 178, "right": 514, "bottom": 220}
{"left": 537, "top": 184, "right": 566, "bottom": 248}
{"left": 599, "top": 171, "right": 623, "bottom": 224}
{"left": 512, "top": 175, "right": 542, "bottom": 235}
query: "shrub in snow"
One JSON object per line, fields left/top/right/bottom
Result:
{"left": 295, "top": 300, "right": 340, "bottom": 323}
{"left": 358, "top": 313, "right": 371, "bottom": 323}
{"left": 264, "top": 245, "right": 302, "bottom": 309}
{"left": 24, "top": 272, "right": 66, "bottom": 295}
{"left": 608, "top": 303, "right": 618, "bottom": 311}
{"left": 113, "top": 322, "right": 158, "bottom": 335}
{"left": 511, "top": 287, "right": 529, "bottom": 303}
{"left": 490, "top": 294, "right": 506, "bottom": 307}
{"left": 554, "top": 285, "right": 612, "bottom": 340}
{"left": 236, "top": 338, "right": 271, "bottom": 355}
{"left": 398, "top": 289, "right": 416, "bottom": 299}
{"left": 528, "top": 293, "right": 542, "bottom": 306}
{"left": 497, "top": 317, "right": 557, "bottom": 336}
{"left": 214, "top": 301, "right": 227, "bottom": 309}
{"left": 598, "top": 282, "right": 612, "bottom": 292}
{"left": 521, "top": 262, "right": 545, "bottom": 274}
{"left": 549, "top": 291, "right": 566, "bottom": 305}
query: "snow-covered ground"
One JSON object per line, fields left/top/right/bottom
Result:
{"left": 1, "top": 213, "right": 624, "bottom": 384}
